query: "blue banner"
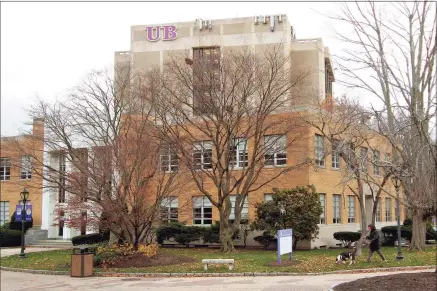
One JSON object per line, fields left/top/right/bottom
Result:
{"left": 15, "top": 204, "right": 32, "bottom": 222}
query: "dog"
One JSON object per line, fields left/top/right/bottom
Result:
{"left": 335, "top": 247, "right": 357, "bottom": 265}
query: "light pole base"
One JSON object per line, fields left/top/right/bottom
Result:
{"left": 19, "top": 253, "right": 26, "bottom": 258}
{"left": 396, "top": 253, "right": 404, "bottom": 260}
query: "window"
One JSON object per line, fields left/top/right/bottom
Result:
{"left": 325, "top": 60, "right": 333, "bottom": 96}
{"left": 20, "top": 156, "right": 32, "bottom": 180}
{"left": 193, "top": 196, "right": 212, "bottom": 225}
{"left": 264, "top": 193, "right": 273, "bottom": 202}
{"left": 383, "top": 153, "right": 390, "bottom": 174}
{"left": 230, "top": 138, "right": 248, "bottom": 168}
{"left": 0, "top": 201, "right": 9, "bottom": 225}
{"left": 229, "top": 195, "right": 248, "bottom": 221}
{"left": 376, "top": 198, "right": 381, "bottom": 222}
{"left": 385, "top": 198, "right": 392, "bottom": 221}
{"left": 59, "top": 154, "right": 66, "bottom": 203}
{"left": 193, "top": 47, "right": 220, "bottom": 115}
{"left": 360, "top": 147, "right": 368, "bottom": 172}
{"left": 193, "top": 141, "right": 213, "bottom": 170}
{"left": 331, "top": 140, "right": 340, "bottom": 169}
{"left": 333, "top": 194, "right": 341, "bottom": 224}
{"left": 373, "top": 150, "right": 380, "bottom": 176}
{"left": 315, "top": 134, "right": 325, "bottom": 167}
{"left": 161, "top": 197, "right": 179, "bottom": 222}
{"left": 160, "top": 144, "right": 179, "bottom": 172}
{"left": 319, "top": 194, "right": 326, "bottom": 224}
{"left": 264, "top": 135, "right": 287, "bottom": 166}
{"left": 0, "top": 158, "right": 11, "bottom": 181}
{"left": 348, "top": 196, "right": 356, "bottom": 223}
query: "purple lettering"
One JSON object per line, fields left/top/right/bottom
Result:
{"left": 162, "top": 25, "right": 177, "bottom": 40}
{"left": 146, "top": 26, "right": 161, "bottom": 41}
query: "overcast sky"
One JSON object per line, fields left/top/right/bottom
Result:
{"left": 1, "top": 2, "right": 359, "bottom": 136}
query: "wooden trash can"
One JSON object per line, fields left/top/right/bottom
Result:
{"left": 71, "top": 247, "right": 94, "bottom": 277}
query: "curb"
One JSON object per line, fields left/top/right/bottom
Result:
{"left": 1, "top": 265, "right": 435, "bottom": 277}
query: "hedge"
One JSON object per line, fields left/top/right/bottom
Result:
{"left": 72, "top": 233, "right": 109, "bottom": 246}
{"left": 333, "top": 231, "right": 362, "bottom": 247}
{"left": 0, "top": 229, "right": 22, "bottom": 247}
{"left": 8, "top": 212, "right": 33, "bottom": 233}
{"left": 156, "top": 222, "right": 206, "bottom": 247}
{"left": 253, "top": 232, "right": 275, "bottom": 250}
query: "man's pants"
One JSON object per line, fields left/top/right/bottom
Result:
{"left": 367, "top": 249, "right": 386, "bottom": 262}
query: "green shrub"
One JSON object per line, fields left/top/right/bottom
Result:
{"left": 403, "top": 218, "right": 412, "bottom": 227}
{"left": 72, "top": 233, "right": 109, "bottom": 246}
{"left": 333, "top": 231, "right": 361, "bottom": 247}
{"left": 202, "top": 221, "right": 240, "bottom": 244}
{"left": 8, "top": 212, "right": 33, "bottom": 233}
{"left": 381, "top": 226, "right": 412, "bottom": 246}
{"left": 0, "top": 229, "right": 22, "bottom": 247}
{"left": 156, "top": 222, "right": 205, "bottom": 247}
{"left": 254, "top": 232, "right": 275, "bottom": 250}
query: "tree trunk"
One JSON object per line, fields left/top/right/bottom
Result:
{"left": 371, "top": 198, "right": 379, "bottom": 226}
{"left": 356, "top": 194, "right": 367, "bottom": 257}
{"left": 410, "top": 209, "right": 427, "bottom": 250}
{"left": 219, "top": 209, "right": 235, "bottom": 253}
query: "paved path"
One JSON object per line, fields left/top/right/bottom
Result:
{"left": 1, "top": 247, "right": 60, "bottom": 257}
{"left": 0, "top": 247, "right": 433, "bottom": 291}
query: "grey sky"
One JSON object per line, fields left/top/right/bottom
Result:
{"left": 1, "top": 2, "right": 360, "bottom": 136}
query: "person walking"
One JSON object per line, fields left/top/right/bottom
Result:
{"left": 366, "top": 224, "right": 386, "bottom": 262}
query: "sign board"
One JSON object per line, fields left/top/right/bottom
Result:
{"left": 15, "top": 204, "right": 32, "bottom": 222}
{"left": 145, "top": 25, "right": 177, "bottom": 41}
{"left": 277, "top": 228, "right": 293, "bottom": 264}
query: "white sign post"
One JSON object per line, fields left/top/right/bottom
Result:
{"left": 277, "top": 229, "right": 293, "bottom": 264}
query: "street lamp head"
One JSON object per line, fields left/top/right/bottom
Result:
{"left": 20, "top": 188, "right": 29, "bottom": 203}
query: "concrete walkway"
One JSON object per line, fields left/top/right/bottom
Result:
{"left": 0, "top": 247, "right": 433, "bottom": 291}
{"left": 1, "top": 247, "right": 61, "bottom": 257}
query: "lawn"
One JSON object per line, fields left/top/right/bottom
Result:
{"left": 1, "top": 246, "right": 435, "bottom": 274}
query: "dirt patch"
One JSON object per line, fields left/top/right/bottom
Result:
{"left": 97, "top": 252, "right": 196, "bottom": 269}
{"left": 334, "top": 272, "right": 437, "bottom": 291}
{"left": 265, "top": 260, "right": 301, "bottom": 267}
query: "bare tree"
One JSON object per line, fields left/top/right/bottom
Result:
{"left": 329, "top": 1, "right": 436, "bottom": 250}
{"left": 151, "top": 44, "right": 312, "bottom": 253}
{"left": 302, "top": 95, "right": 397, "bottom": 256}
{"left": 16, "top": 69, "right": 187, "bottom": 250}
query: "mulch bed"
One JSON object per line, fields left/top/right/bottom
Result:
{"left": 97, "top": 252, "right": 196, "bottom": 269}
{"left": 334, "top": 272, "right": 437, "bottom": 291}
{"left": 265, "top": 260, "right": 301, "bottom": 267}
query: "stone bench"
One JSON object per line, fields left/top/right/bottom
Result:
{"left": 202, "top": 259, "right": 235, "bottom": 271}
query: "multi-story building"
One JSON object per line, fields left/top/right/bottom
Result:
{"left": 0, "top": 118, "right": 44, "bottom": 228}
{"left": 40, "top": 15, "right": 403, "bottom": 247}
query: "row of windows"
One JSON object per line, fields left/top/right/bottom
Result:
{"left": 0, "top": 201, "right": 9, "bottom": 225}
{"left": 314, "top": 134, "right": 389, "bottom": 175}
{"left": 160, "top": 195, "right": 249, "bottom": 225}
{"left": 319, "top": 194, "right": 397, "bottom": 224}
{"left": 160, "top": 135, "right": 287, "bottom": 172}
{"left": 0, "top": 156, "right": 32, "bottom": 181}
{"left": 160, "top": 194, "right": 397, "bottom": 225}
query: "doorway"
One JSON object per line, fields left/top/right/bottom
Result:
{"left": 58, "top": 210, "right": 64, "bottom": 237}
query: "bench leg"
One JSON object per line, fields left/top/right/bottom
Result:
{"left": 204, "top": 264, "right": 208, "bottom": 271}
{"left": 228, "top": 264, "right": 234, "bottom": 271}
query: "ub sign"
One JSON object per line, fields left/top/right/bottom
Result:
{"left": 145, "top": 25, "right": 177, "bottom": 41}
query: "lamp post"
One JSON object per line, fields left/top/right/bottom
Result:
{"left": 19, "top": 188, "right": 29, "bottom": 258}
{"left": 391, "top": 177, "right": 404, "bottom": 260}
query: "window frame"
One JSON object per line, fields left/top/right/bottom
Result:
{"left": 20, "top": 155, "right": 32, "bottom": 180}
{"left": 319, "top": 193, "right": 326, "bottom": 224}
{"left": 160, "top": 144, "right": 179, "bottom": 173}
{"left": 315, "top": 134, "right": 325, "bottom": 167}
{"left": 373, "top": 150, "right": 380, "bottom": 176}
{"left": 333, "top": 194, "right": 341, "bottom": 224}
{"left": 229, "top": 138, "right": 248, "bottom": 169}
{"left": 331, "top": 140, "right": 340, "bottom": 169}
{"left": 192, "top": 196, "right": 213, "bottom": 225}
{"left": 160, "top": 197, "right": 179, "bottom": 223}
{"left": 0, "top": 201, "right": 10, "bottom": 225}
{"left": 264, "top": 134, "right": 287, "bottom": 167}
{"left": 347, "top": 195, "right": 356, "bottom": 223}
{"left": 228, "top": 195, "right": 249, "bottom": 221}
{"left": 385, "top": 198, "right": 392, "bottom": 222}
{"left": 193, "top": 141, "right": 213, "bottom": 171}
{"left": 0, "top": 158, "right": 11, "bottom": 181}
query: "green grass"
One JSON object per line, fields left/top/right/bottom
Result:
{"left": 1, "top": 246, "right": 435, "bottom": 274}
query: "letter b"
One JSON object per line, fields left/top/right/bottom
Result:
{"left": 162, "top": 25, "right": 177, "bottom": 40}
